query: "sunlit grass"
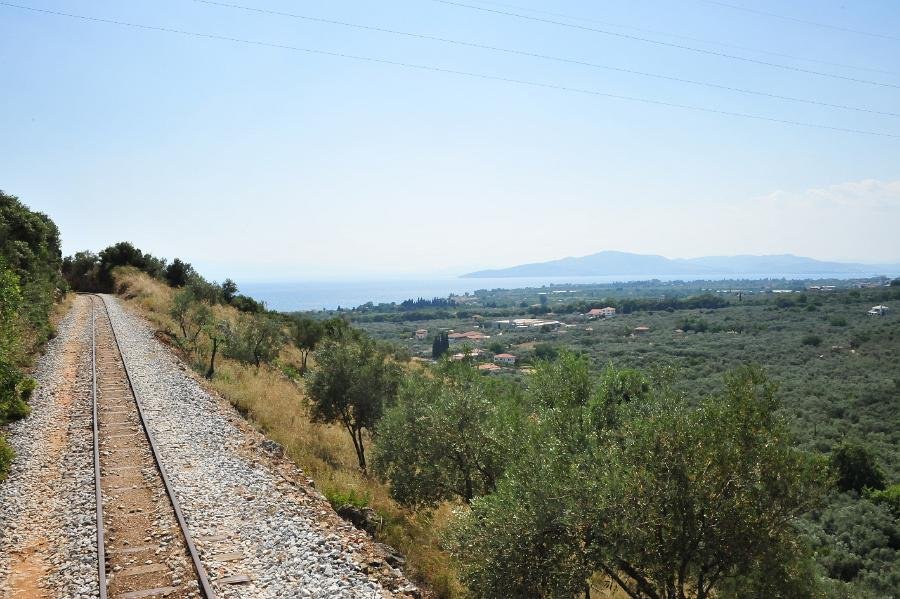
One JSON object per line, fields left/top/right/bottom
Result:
{"left": 111, "top": 267, "right": 463, "bottom": 597}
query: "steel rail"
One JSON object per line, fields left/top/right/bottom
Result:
{"left": 92, "top": 294, "right": 216, "bottom": 599}
{"left": 89, "top": 295, "right": 109, "bottom": 599}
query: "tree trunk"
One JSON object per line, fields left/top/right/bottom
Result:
{"left": 355, "top": 428, "right": 367, "bottom": 472}
{"left": 205, "top": 337, "right": 218, "bottom": 379}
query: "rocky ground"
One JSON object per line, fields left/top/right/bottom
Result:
{"left": 0, "top": 298, "right": 99, "bottom": 598}
{"left": 0, "top": 295, "right": 419, "bottom": 598}
{"left": 101, "top": 295, "right": 419, "bottom": 599}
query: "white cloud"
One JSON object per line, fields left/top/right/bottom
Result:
{"left": 760, "top": 179, "right": 900, "bottom": 211}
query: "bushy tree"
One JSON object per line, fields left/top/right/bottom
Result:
{"left": 223, "top": 313, "right": 284, "bottom": 368}
{"left": 0, "top": 190, "right": 65, "bottom": 339}
{"left": 290, "top": 316, "right": 324, "bottom": 373}
{"left": 374, "top": 364, "right": 519, "bottom": 506}
{"left": 61, "top": 250, "right": 102, "bottom": 291}
{"left": 164, "top": 258, "right": 195, "bottom": 287}
{"left": 591, "top": 367, "right": 827, "bottom": 599}
{"left": 220, "top": 278, "right": 238, "bottom": 303}
{"left": 169, "top": 288, "right": 211, "bottom": 347}
{"left": 97, "top": 241, "right": 165, "bottom": 288}
{"left": 830, "top": 441, "right": 886, "bottom": 493}
{"left": 305, "top": 339, "right": 400, "bottom": 472}
{"left": 230, "top": 294, "right": 265, "bottom": 313}
{"left": 447, "top": 362, "right": 829, "bottom": 599}
{"left": 0, "top": 265, "right": 34, "bottom": 425}
{"left": 187, "top": 278, "right": 222, "bottom": 304}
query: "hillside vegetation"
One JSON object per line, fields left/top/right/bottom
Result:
{"left": 108, "top": 267, "right": 463, "bottom": 596}
{"left": 96, "top": 264, "right": 894, "bottom": 598}
{"left": 0, "top": 191, "right": 66, "bottom": 479}
{"left": 353, "top": 281, "right": 900, "bottom": 597}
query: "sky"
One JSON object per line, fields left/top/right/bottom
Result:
{"left": 2, "top": 0, "right": 900, "bottom": 281}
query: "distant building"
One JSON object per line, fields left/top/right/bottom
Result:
{"left": 448, "top": 331, "right": 488, "bottom": 344}
{"left": 451, "top": 348, "right": 487, "bottom": 361}
{"left": 494, "top": 353, "right": 517, "bottom": 365}
{"left": 414, "top": 328, "right": 428, "bottom": 340}
{"left": 478, "top": 363, "right": 501, "bottom": 374}
{"left": 493, "top": 318, "right": 561, "bottom": 330}
{"left": 633, "top": 326, "right": 650, "bottom": 335}
{"left": 586, "top": 307, "right": 616, "bottom": 318}
{"left": 867, "top": 305, "right": 890, "bottom": 316}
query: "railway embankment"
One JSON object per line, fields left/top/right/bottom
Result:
{"left": 0, "top": 294, "right": 418, "bottom": 598}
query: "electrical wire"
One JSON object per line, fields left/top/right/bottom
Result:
{"left": 2, "top": 2, "right": 897, "bottom": 139}
{"left": 696, "top": 0, "right": 900, "bottom": 43}
{"left": 429, "top": 0, "right": 900, "bottom": 90}
{"left": 191, "top": 0, "right": 900, "bottom": 118}
{"left": 463, "top": 0, "right": 900, "bottom": 77}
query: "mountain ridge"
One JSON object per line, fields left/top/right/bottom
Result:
{"left": 462, "top": 251, "right": 900, "bottom": 278}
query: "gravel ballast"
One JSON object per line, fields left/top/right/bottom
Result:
{"left": 0, "top": 298, "right": 99, "bottom": 598}
{"left": 101, "top": 295, "right": 418, "bottom": 598}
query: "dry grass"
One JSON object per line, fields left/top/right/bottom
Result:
{"left": 111, "top": 268, "right": 464, "bottom": 598}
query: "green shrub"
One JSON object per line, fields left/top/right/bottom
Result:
{"left": 865, "top": 484, "right": 900, "bottom": 517}
{"left": 324, "top": 487, "right": 371, "bottom": 509}
{"left": 830, "top": 442, "right": 886, "bottom": 493}
{"left": 802, "top": 334, "right": 823, "bottom": 346}
{"left": 0, "top": 435, "right": 14, "bottom": 481}
{"left": 829, "top": 316, "right": 848, "bottom": 327}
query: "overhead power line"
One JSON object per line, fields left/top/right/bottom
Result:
{"left": 697, "top": 0, "right": 900, "bottom": 43}
{"left": 429, "top": 0, "right": 900, "bottom": 90}
{"left": 466, "top": 0, "right": 900, "bottom": 77}
{"left": 2, "top": 2, "right": 898, "bottom": 139}
{"left": 191, "top": 0, "right": 899, "bottom": 118}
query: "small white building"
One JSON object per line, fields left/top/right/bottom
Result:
{"left": 867, "top": 305, "right": 890, "bottom": 316}
{"left": 414, "top": 328, "right": 428, "bottom": 340}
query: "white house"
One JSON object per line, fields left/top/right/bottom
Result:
{"left": 867, "top": 305, "right": 890, "bottom": 316}
{"left": 414, "top": 328, "right": 428, "bottom": 340}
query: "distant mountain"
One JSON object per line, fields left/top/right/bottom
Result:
{"left": 462, "top": 251, "right": 899, "bottom": 278}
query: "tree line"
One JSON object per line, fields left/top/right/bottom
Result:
{"left": 0, "top": 191, "right": 65, "bottom": 479}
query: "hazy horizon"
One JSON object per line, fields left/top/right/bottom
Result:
{"left": 213, "top": 249, "right": 900, "bottom": 284}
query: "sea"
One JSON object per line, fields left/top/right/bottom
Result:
{"left": 240, "top": 273, "right": 890, "bottom": 312}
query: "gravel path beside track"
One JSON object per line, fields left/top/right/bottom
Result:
{"left": 101, "top": 295, "right": 417, "bottom": 599}
{"left": 0, "top": 297, "right": 99, "bottom": 598}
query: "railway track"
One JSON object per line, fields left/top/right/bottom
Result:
{"left": 89, "top": 295, "right": 215, "bottom": 599}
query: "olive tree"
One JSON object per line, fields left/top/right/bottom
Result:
{"left": 290, "top": 315, "right": 324, "bottom": 373}
{"left": 169, "top": 288, "right": 211, "bottom": 349}
{"left": 304, "top": 339, "right": 400, "bottom": 472}
{"left": 223, "top": 313, "right": 284, "bottom": 368}
{"left": 448, "top": 362, "right": 829, "bottom": 599}
{"left": 373, "top": 363, "right": 519, "bottom": 507}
